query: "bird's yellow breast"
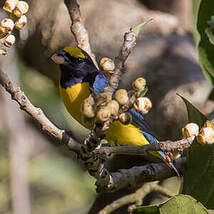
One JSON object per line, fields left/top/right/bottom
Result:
{"left": 59, "top": 83, "right": 91, "bottom": 128}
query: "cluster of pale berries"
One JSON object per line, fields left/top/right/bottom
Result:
{"left": 182, "top": 121, "right": 214, "bottom": 145}
{"left": 0, "top": 0, "right": 29, "bottom": 55}
{"left": 82, "top": 57, "right": 214, "bottom": 145}
{"left": 81, "top": 57, "right": 152, "bottom": 125}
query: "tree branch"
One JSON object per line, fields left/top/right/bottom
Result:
{"left": 64, "top": 0, "right": 97, "bottom": 67}
{"left": 0, "top": 69, "right": 81, "bottom": 153}
{"left": 105, "top": 29, "right": 137, "bottom": 93}
{"left": 153, "top": 184, "right": 174, "bottom": 198}
{"left": 98, "top": 181, "right": 175, "bottom": 214}
{"left": 95, "top": 136, "right": 195, "bottom": 158}
{"left": 96, "top": 157, "right": 185, "bottom": 193}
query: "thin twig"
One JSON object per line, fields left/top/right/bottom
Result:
{"left": 98, "top": 183, "right": 147, "bottom": 214}
{"left": 153, "top": 184, "right": 174, "bottom": 198}
{"left": 64, "top": 0, "right": 98, "bottom": 67}
{"left": 158, "top": 136, "right": 195, "bottom": 152}
{"left": 0, "top": 69, "right": 81, "bottom": 153}
{"left": 98, "top": 181, "right": 174, "bottom": 214}
{"left": 105, "top": 30, "right": 137, "bottom": 93}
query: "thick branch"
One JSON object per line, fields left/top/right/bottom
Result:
{"left": 95, "top": 136, "right": 195, "bottom": 158}
{"left": 0, "top": 69, "right": 81, "bottom": 153}
{"left": 158, "top": 136, "right": 195, "bottom": 152}
{"left": 96, "top": 157, "right": 185, "bottom": 193}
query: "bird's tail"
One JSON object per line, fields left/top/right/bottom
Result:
{"left": 142, "top": 131, "right": 180, "bottom": 176}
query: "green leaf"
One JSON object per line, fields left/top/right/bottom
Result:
{"left": 180, "top": 96, "right": 214, "bottom": 209}
{"left": 133, "top": 19, "right": 153, "bottom": 36}
{"left": 192, "top": 0, "right": 214, "bottom": 85}
{"left": 179, "top": 95, "right": 207, "bottom": 127}
{"left": 160, "top": 195, "right": 208, "bottom": 214}
{"left": 131, "top": 195, "right": 208, "bottom": 214}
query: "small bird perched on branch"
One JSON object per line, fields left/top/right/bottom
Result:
{"left": 51, "top": 46, "right": 179, "bottom": 176}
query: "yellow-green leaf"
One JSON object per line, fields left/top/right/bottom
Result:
{"left": 133, "top": 19, "right": 153, "bottom": 36}
{"left": 131, "top": 195, "right": 207, "bottom": 214}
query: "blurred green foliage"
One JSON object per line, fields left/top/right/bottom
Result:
{"left": 0, "top": 141, "right": 11, "bottom": 214}
{"left": 30, "top": 153, "right": 96, "bottom": 214}
{"left": 0, "top": 144, "right": 96, "bottom": 214}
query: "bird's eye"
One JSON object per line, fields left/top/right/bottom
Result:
{"left": 77, "top": 58, "right": 84, "bottom": 63}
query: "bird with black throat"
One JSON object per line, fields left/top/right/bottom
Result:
{"left": 51, "top": 46, "right": 180, "bottom": 176}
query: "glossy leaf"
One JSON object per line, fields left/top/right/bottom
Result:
{"left": 192, "top": 0, "right": 214, "bottom": 85}
{"left": 180, "top": 96, "right": 214, "bottom": 209}
{"left": 179, "top": 95, "right": 207, "bottom": 127}
{"left": 131, "top": 195, "right": 207, "bottom": 214}
{"left": 160, "top": 195, "right": 207, "bottom": 214}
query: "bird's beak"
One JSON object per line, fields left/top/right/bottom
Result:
{"left": 51, "top": 53, "right": 65, "bottom": 64}
{"left": 51, "top": 52, "right": 65, "bottom": 64}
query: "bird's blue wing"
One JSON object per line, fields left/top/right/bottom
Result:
{"left": 84, "top": 71, "right": 108, "bottom": 94}
{"left": 141, "top": 130, "right": 157, "bottom": 144}
{"left": 129, "top": 107, "right": 153, "bottom": 134}
{"left": 92, "top": 72, "right": 109, "bottom": 93}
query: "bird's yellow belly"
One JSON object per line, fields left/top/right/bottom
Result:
{"left": 106, "top": 120, "right": 149, "bottom": 146}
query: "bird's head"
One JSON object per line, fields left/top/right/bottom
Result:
{"left": 51, "top": 46, "right": 97, "bottom": 80}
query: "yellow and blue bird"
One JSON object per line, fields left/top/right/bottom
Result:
{"left": 51, "top": 46, "right": 179, "bottom": 175}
